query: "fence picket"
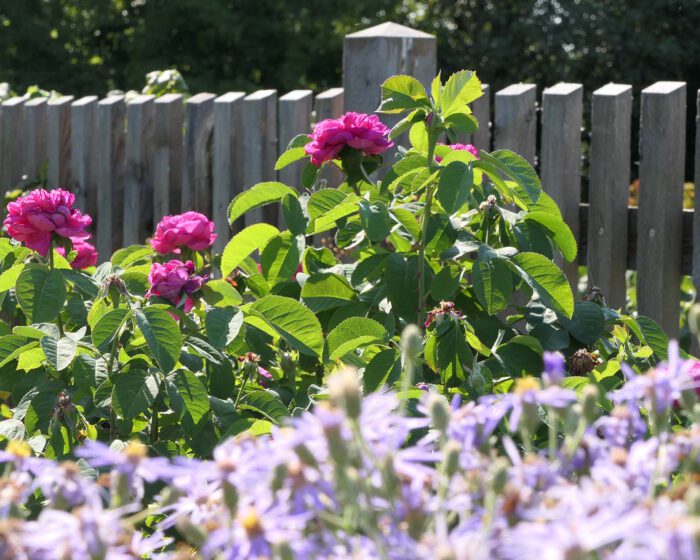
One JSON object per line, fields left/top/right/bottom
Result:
{"left": 1, "top": 97, "right": 25, "bottom": 188}
{"left": 588, "top": 84, "right": 632, "bottom": 309}
{"left": 23, "top": 98, "right": 48, "bottom": 182}
{"left": 278, "top": 90, "right": 313, "bottom": 226}
{"left": 470, "top": 84, "right": 491, "bottom": 150}
{"left": 47, "top": 96, "right": 74, "bottom": 188}
{"left": 637, "top": 81, "right": 686, "bottom": 336}
{"left": 153, "top": 93, "right": 184, "bottom": 221}
{"left": 212, "top": 92, "right": 245, "bottom": 252}
{"left": 242, "top": 90, "right": 278, "bottom": 227}
{"left": 183, "top": 93, "right": 216, "bottom": 215}
{"left": 71, "top": 96, "right": 98, "bottom": 220}
{"left": 96, "top": 96, "right": 126, "bottom": 259}
{"left": 124, "top": 95, "right": 155, "bottom": 246}
{"left": 494, "top": 84, "right": 537, "bottom": 165}
{"left": 541, "top": 83, "right": 583, "bottom": 285}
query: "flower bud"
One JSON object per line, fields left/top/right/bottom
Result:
{"left": 270, "top": 462, "right": 287, "bottom": 493}
{"left": 489, "top": 457, "right": 510, "bottom": 495}
{"left": 443, "top": 440, "right": 461, "bottom": 478}
{"left": 327, "top": 368, "right": 362, "bottom": 419}
{"left": 294, "top": 442, "right": 318, "bottom": 468}
{"left": 176, "top": 517, "right": 208, "bottom": 548}
{"left": 400, "top": 324, "right": 423, "bottom": 363}
{"left": 222, "top": 480, "right": 238, "bottom": 516}
{"left": 426, "top": 393, "right": 450, "bottom": 433}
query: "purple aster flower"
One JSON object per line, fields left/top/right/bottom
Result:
{"left": 542, "top": 351, "right": 566, "bottom": 386}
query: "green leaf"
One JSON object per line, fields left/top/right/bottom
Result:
{"left": 524, "top": 211, "right": 577, "bottom": 263}
{"left": 111, "top": 370, "right": 160, "bottom": 419}
{"left": 0, "top": 335, "right": 39, "bottom": 368}
{"left": 510, "top": 252, "right": 574, "bottom": 318}
{"left": 327, "top": 317, "right": 388, "bottom": 361}
{"left": 91, "top": 307, "right": 130, "bottom": 351}
{"left": 378, "top": 75, "right": 430, "bottom": 114}
{"left": 307, "top": 189, "right": 348, "bottom": 221}
{"left": 472, "top": 257, "right": 513, "bottom": 315}
{"left": 301, "top": 273, "right": 356, "bottom": 313}
{"left": 135, "top": 307, "right": 182, "bottom": 373}
{"left": 478, "top": 150, "right": 542, "bottom": 207}
{"left": 637, "top": 316, "right": 670, "bottom": 361}
{"left": 409, "top": 122, "right": 429, "bottom": 153}
{"left": 281, "top": 193, "right": 307, "bottom": 236}
{"left": 111, "top": 245, "right": 153, "bottom": 268}
{"left": 440, "top": 70, "right": 482, "bottom": 115}
{"left": 166, "top": 369, "right": 210, "bottom": 429}
{"left": 40, "top": 336, "right": 77, "bottom": 371}
{"left": 0, "top": 263, "right": 25, "bottom": 292}
{"left": 15, "top": 265, "right": 66, "bottom": 323}
{"left": 559, "top": 301, "right": 605, "bottom": 346}
{"left": 384, "top": 254, "right": 421, "bottom": 319}
{"left": 260, "top": 232, "right": 304, "bottom": 286}
{"left": 206, "top": 307, "right": 243, "bottom": 349}
{"left": 220, "top": 223, "right": 279, "bottom": 277}
{"left": 363, "top": 348, "right": 402, "bottom": 392}
{"left": 358, "top": 200, "right": 391, "bottom": 242}
{"left": 247, "top": 295, "right": 324, "bottom": 357}
{"left": 391, "top": 207, "right": 421, "bottom": 241}
{"left": 437, "top": 161, "right": 473, "bottom": 214}
{"left": 492, "top": 335, "right": 543, "bottom": 377}
{"left": 240, "top": 390, "right": 290, "bottom": 423}
{"left": 301, "top": 162, "right": 320, "bottom": 189}
{"left": 200, "top": 279, "right": 243, "bottom": 307}
{"left": 0, "top": 419, "right": 25, "bottom": 441}
{"left": 275, "top": 147, "right": 308, "bottom": 170}
{"left": 228, "top": 182, "right": 297, "bottom": 224}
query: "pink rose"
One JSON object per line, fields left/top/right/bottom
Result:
{"left": 305, "top": 112, "right": 393, "bottom": 167}
{"left": 150, "top": 211, "right": 217, "bottom": 255}
{"left": 3, "top": 188, "right": 92, "bottom": 256}
{"left": 436, "top": 143, "right": 479, "bottom": 163}
{"left": 56, "top": 239, "right": 98, "bottom": 270}
{"left": 145, "top": 260, "right": 208, "bottom": 312}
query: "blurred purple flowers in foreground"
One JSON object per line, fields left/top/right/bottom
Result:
{"left": 0, "top": 344, "right": 699, "bottom": 559}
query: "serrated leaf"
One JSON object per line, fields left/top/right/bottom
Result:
{"left": 40, "top": 336, "right": 77, "bottom": 371}
{"left": 228, "top": 182, "right": 297, "bottom": 224}
{"left": 91, "top": 308, "right": 130, "bottom": 351}
{"left": 301, "top": 273, "right": 356, "bottom": 312}
{"left": 327, "top": 317, "right": 388, "bottom": 361}
{"left": 260, "top": 232, "right": 304, "bottom": 286}
{"left": 524, "top": 211, "right": 577, "bottom": 263}
{"left": 510, "top": 252, "right": 574, "bottom": 319}
{"left": 378, "top": 75, "right": 430, "bottom": 114}
{"left": 477, "top": 150, "right": 542, "bottom": 208}
{"left": 275, "top": 147, "right": 308, "bottom": 171}
{"left": 200, "top": 279, "right": 243, "bottom": 307}
{"left": 15, "top": 265, "right": 66, "bottom": 323}
{"left": 220, "top": 223, "right": 279, "bottom": 277}
{"left": 246, "top": 295, "right": 323, "bottom": 357}
{"left": 166, "top": 369, "right": 210, "bottom": 430}
{"left": 440, "top": 70, "right": 482, "bottom": 115}
{"left": 240, "top": 390, "right": 290, "bottom": 424}
{"left": 281, "top": 193, "right": 307, "bottom": 236}
{"left": 358, "top": 200, "right": 391, "bottom": 242}
{"left": 437, "top": 161, "right": 473, "bottom": 214}
{"left": 135, "top": 307, "right": 182, "bottom": 373}
{"left": 206, "top": 307, "right": 243, "bottom": 349}
{"left": 111, "top": 370, "right": 160, "bottom": 419}
{"left": 472, "top": 257, "right": 513, "bottom": 315}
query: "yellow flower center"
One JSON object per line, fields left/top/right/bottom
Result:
{"left": 6, "top": 440, "right": 31, "bottom": 458}
{"left": 514, "top": 376, "right": 541, "bottom": 394}
{"left": 124, "top": 441, "right": 148, "bottom": 460}
{"left": 240, "top": 507, "right": 264, "bottom": 536}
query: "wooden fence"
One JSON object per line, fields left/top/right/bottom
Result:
{"left": 0, "top": 22, "right": 698, "bottom": 337}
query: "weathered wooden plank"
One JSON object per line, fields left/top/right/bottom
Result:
{"left": 694, "top": 90, "right": 700, "bottom": 306}
{"left": 278, "top": 90, "right": 313, "bottom": 226}
{"left": 541, "top": 83, "right": 583, "bottom": 284}
{"left": 1, "top": 97, "right": 25, "bottom": 188}
{"left": 153, "top": 93, "right": 184, "bottom": 221}
{"left": 23, "top": 97, "right": 48, "bottom": 181}
{"left": 96, "top": 96, "right": 126, "bottom": 259}
{"left": 587, "top": 84, "right": 632, "bottom": 309}
{"left": 315, "top": 88, "right": 344, "bottom": 189}
{"left": 182, "top": 93, "right": 216, "bottom": 214}
{"left": 242, "top": 90, "right": 278, "bottom": 226}
{"left": 470, "top": 84, "right": 491, "bottom": 150}
{"left": 494, "top": 84, "right": 537, "bottom": 166}
{"left": 124, "top": 95, "right": 155, "bottom": 246}
{"left": 47, "top": 96, "right": 74, "bottom": 188}
{"left": 637, "top": 81, "right": 686, "bottom": 336}
{"left": 71, "top": 96, "right": 98, "bottom": 219}
{"left": 212, "top": 91, "right": 245, "bottom": 253}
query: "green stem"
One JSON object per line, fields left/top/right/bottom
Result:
{"left": 234, "top": 370, "right": 249, "bottom": 409}
{"left": 48, "top": 242, "right": 65, "bottom": 337}
{"left": 417, "top": 134, "right": 438, "bottom": 326}
{"left": 150, "top": 404, "right": 159, "bottom": 444}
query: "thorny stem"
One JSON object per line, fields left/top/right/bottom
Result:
{"left": 417, "top": 132, "right": 438, "bottom": 326}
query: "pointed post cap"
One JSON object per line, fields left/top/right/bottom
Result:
{"left": 346, "top": 21, "right": 435, "bottom": 39}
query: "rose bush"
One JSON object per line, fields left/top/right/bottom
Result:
{"left": 0, "top": 69, "right": 683, "bottom": 463}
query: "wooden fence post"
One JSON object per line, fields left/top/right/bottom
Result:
{"left": 124, "top": 95, "right": 155, "bottom": 246}
{"left": 494, "top": 84, "right": 537, "bottom": 166}
{"left": 183, "top": 93, "right": 215, "bottom": 215}
{"left": 588, "top": 84, "right": 632, "bottom": 310}
{"left": 153, "top": 93, "right": 184, "bottom": 221}
{"left": 278, "top": 90, "right": 313, "bottom": 225}
{"left": 96, "top": 95, "right": 126, "bottom": 259}
{"left": 343, "top": 22, "right": 436, "bottom": 115}
{"left": 637, "top": 81, "right": 686, "bottom": 336}
{"left": 71, "top": 96, "right": 98, "bottom": 219}
{"left": 47, "top": 96, "right": 74, "bottom": 188}
{"left": 470, "top": 84, "right": 491, "bottom": 151}
{"left": 1, "top": 97, "right": 25, "bottom": 188}
{"left": 23, "top": 98, "right": 48, "bottom": 182}
{"left": 242, "top": 90, "right": 278, "bottom": 227}
{"left": 212, "top": 91, "right": 245, "bottom": 252}
{"left": 540, "top": 83, "right": 583, "bottom": 285}
{"left": 695, "top": 88, "right": 700, "bottom": 312}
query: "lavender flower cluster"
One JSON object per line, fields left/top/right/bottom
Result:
{"left": 1, "top": 344, "right": 698, "bottom": 560}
